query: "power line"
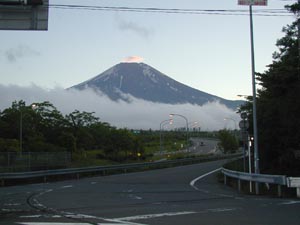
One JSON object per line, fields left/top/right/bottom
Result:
{"left": 47, "top": 4, "right": 291, "bottom": 17}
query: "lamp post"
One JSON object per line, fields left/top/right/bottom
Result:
{"left": 224, "top": 117, "right": 237, "bottom": 130}
{"left": 169, "top": 113, "right": 189, "bottom": 150}
{"left": 19, "top": 109, "right": 23, "bottom": 154}
{"left": 188, "top": 121, "right": 199, "bottom": 130}
{"left": 250, "top": 3, "right": 260, "bottom": 181}
{"left": 238, "top": 0, "right": 267, "bottom": 194}
{"left": 160, "top": 119, "right": 172, "bottom": 154}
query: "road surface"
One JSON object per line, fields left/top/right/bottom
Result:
{"left": 1, "top": 159, "right": 300, "bottom": 225}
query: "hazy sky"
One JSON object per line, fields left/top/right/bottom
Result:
{"left": 0, "top": 0, "right": 295, "bottom": 100}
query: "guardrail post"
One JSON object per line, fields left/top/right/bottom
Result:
{"left": 238, "top": 179, "right": 241, "bottom": 193}
{"left": 255, "top": 182, "right": 259, "bottom": 195}
{"left": 297, "top": 188, "right": 300, "bottom": 198}
{"left": 277, "top": 185, "right": 282, "bottom": 197}
{"left": 44, "top": 176, "right": 47, "bottom": 183}
{"left": 224, "top": 174, "right": 227, "bottom": 185}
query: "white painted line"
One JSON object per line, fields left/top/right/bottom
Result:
{"left": 278, "top": 200, "right": 300, "bottom": 205}
{"left": 61, "top": 185, "right": 73, "bottom": 189}
{"left": 19, "top": 215, "right": 43, "bottom": 218}
{"left": 207, "top": 208, "right": 236, "bottom": 212}
{"left": 128, "top": 194, "right": 143, "bottom": 200}
{"left": 115, "top": 211, "right": 197, "bottom": 221}
{"left": 17, "top": 223, "right": 91, "bottom": 225}
{"left": 4, "top": 203, "right": 21, "bottom": 206}
{"left": 190, "top": 168, "right": 221, "bottom": 191}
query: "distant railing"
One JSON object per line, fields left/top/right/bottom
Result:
{"left": 0, "top": 153, "right": 240, "bottom": 186}
{"left": 0, "top": 152, "right": 71, "bottom": 172}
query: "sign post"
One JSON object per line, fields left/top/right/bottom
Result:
{"left": 238, "top": 0, "right": 267, "bottom": 6}
{"left": 238, "top": 0, "right": 267, "bottom": 194}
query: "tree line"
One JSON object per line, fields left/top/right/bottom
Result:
{"left": 239, "top": 3, "right": 300, "bottom": 176}
{"left": 0, "top": 100, "right": 144, "bottom": 162}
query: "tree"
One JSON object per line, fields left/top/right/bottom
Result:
{"left": 217, "top": 129, "right": 239, "bottom": 153}
{"left": 240, "top": 4, "right": 300, "bottom": 175}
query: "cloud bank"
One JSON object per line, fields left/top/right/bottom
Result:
{"left": 0, "top": 84, "right": 240, "bottom": 131}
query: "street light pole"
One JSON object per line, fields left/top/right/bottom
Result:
{"left": 20, "top": 109, "right": 23, "bottom": 154}
{"left": 160, "top": 119, "right": 172, "bottom": 154}
{"left": 224, "top": 117, "right": 237, "bottom": 130}
{"left": 238, "top": 0, "right": 267, "bottom": 194}
{"left": 249, "top": 4, "right": 260, "bottom": 176}
{"left": 169, "top": 114, "right": 189, "bottom": 150}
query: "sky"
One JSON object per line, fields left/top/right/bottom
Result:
{"left": 0, "top": 0, "right": 297, "bottom": 130}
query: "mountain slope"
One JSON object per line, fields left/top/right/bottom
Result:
{"left": 71, "top": 62, "right": 242, "bottom": 109}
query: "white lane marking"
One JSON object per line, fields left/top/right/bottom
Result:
{"left": 17, "top": 223, "right": 91, "bottom": 225}
{"left": 4, "top": 203, "right": 21, "bottom": 206}
{"left": 128, "top": 194, "right": 143, "bottom": 200}
{"left": 190, "top": 168, "right": 221, "bottom": 191}
{"left": 278, "top": 200, "right": 300, "bottom": 205}
{"left": 1, "top": 208, "right": 23, "bottom": 212}
{"left": 61, "top": 185, "right": 73, "bottom": 189}
{"left": 20, "top": 215, "right": 63, "bottom": 219}
{"left": 18, "top": 223, "right": 129, "bottom": 225}
{"left": 207, "top": 208, "right": 236, "bottom": 213}
{"left": 115, "top": 211, "right": 197, "bottom": 221}
{"left": 19, "top": 215, "right": 44, "bottom": 218}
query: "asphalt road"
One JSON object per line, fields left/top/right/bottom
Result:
{"left": 1, "top": 159, "right": 300, "bottom": 225}
{"left": 188, "top": 138, "right": 219, "bottom": 155}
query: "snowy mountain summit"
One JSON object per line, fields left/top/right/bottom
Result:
{"left": 71, "top": 62, "right": 242, "bottom": 109}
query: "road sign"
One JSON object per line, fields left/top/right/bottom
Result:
{"left": 0, "top": 0, "right": 48, "bottom": 30}
{"left": 238, "top": 0, "right": 267, "bottom": 6}
{"left": 239, "top": 120, "right": 249, "bottom": 130}
{"left": 0, "top": 0, "right": 43, "bottom": 5}
{"left": 241, "top": 112, "right": 247, "bottom": 120}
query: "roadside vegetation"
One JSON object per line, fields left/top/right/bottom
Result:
{"left": 1, "top": 102, "right": 215, "bottom": 171}
{"left": 239, "top": 3, "right": 300, "bottom": 176}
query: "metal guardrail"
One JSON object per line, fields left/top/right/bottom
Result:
{"left": 287, "top": 177, "right": 300, "bottom": 198}
{"left": 0, "top": 153, "right": 241, "bottom": 186}
{"left": 222, "top": 168, "right": 286, "bottom": 185}
{"left": 222, "top": 168, "right": 300, "bottom": 198}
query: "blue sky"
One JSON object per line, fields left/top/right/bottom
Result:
{"left": 0, "top": 0, "right": 296, "bottom": 100}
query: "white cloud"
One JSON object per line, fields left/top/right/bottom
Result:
{"left": 122, "top": 56, "right": 144, "bottom": 63}
{"left": 115, "top": 15, "right": 153, "bottom": 38}
{"left": 3, "top": 45, "right": 40, "bottom": 63}
{"left": 0, "top": 84, "right": 240, "bottom": 130}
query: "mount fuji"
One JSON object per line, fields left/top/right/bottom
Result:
{"left": 70, "top": 62, "right": 242, "bottom": 109}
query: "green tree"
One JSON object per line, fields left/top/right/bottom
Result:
{"left": 217, "top": 129, "right": 239, "bottom": 153}
{"left": 256, "top": 18, "right": 300, "bottom": 174}
{"left": 240, "top": 4, "right": 300, "bottom": 175}
{"left": 65, "top": 110, "right": 99, "bottom": 150}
